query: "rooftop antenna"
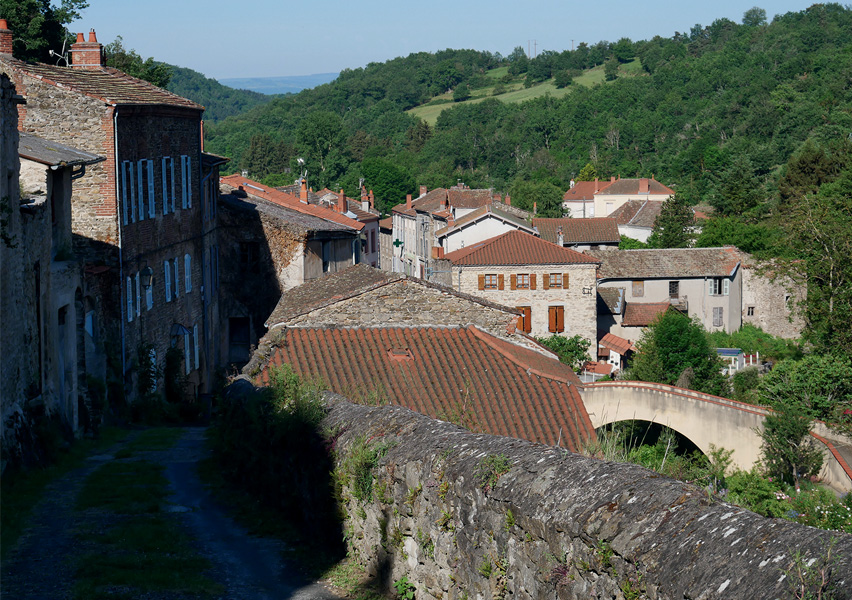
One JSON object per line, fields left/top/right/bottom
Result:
{"left": 49, "top": 36, "right": 69, "bottom": 67}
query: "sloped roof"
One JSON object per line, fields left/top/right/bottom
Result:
{"left": 2, "top": 56, "right": 202, "bottom": 110}
{"left": 435, "top": 204, "right": 534, "bottom": 237}
{"left": 392, "top": 186, "right": 494, "bottom": 217}
{"left": 582, "top": 361, "right": 613, "bottom": 376}
{"left": 315, "top": 189, "right": 380, "bottom": 223}
{"left": 592, "top": 247, "right": 742, "bottom": 279}
{"left": 219, "top": 191, "right": 353, "bottom": 234}
{"left": 563, "top": 180, "right": 609, "bottom": 201}
{"left": 596, "top": 178, "right": 674, "bottom": 196}
{"left": 622, "top": 302, "right": 672, "bottom": 327}
{"left": 597, "top": 288, "right": 625, "bottom": 315}
{"left": 257, "top": 325, "right": 594, "bottom": 450}
{"left": 443, "top": 230, "right": 599, "bottom": 266}
{"left": 221, "top": 175, "right": 363, "bottom": 232}
{"left": 378, "top": 217, "right": 393, "bottom": 230}
{"left": 532, "top": 218, "right": 620, "bottom": 244}
{"left": 599, "top": 332, "right": 636, "bottom": 355}
{"left": 608, "top": 200, "right": 663, "bottom": 228}
{"left": 18, "top": 132, "right": 104, "bottom": 167}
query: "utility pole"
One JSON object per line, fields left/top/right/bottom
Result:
{"left": 571, "top": 39, "right": 574, "bottom": 51}
{"left": 533, "top": 40, "right": 537, "bottom": 58}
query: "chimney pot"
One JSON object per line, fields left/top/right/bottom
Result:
{"left": 88, "top": 29, "right": 98, "bottom": 43}
{"left": 533, "top": 201, "right": 537, "bottom": 215}
{"left": 76, "top": 32, "right": 85, "bottom": 43}
{"left": 300, "top": 181, "right": 308, "bottom": 202}
{"left": 505, "top": 194, "right": 511, "bottom": 206}
{"left": 419, "top": 185, "right": 427, "bottom": 197}
{"left": 0, "top": 19, "right": 12, "bottom": 55}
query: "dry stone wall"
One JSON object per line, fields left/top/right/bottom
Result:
{"left": 324, "top": 397, "right": 852, "bottom": 600}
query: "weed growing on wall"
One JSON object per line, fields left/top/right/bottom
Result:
{"left": 476, "top": 454, "right": 512, "bottom": 492}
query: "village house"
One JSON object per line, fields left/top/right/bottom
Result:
{"left": 378, "top": 216, "right": 394, "bottom": 272}
{"left": 1, "top": 24, "right": 226, "bottom": 404}
{"left": 2, "top": 74, "right": 104, "bottom": 464}
{"left": 434, "top": 202, "right": 535, "bottom": 254}
{"left": 607, "top": 200, "right": 664, "bottom": 243}
{"left": 562, "top": 179, "right": 607, "bottom": 217}
{"left": 433, "top": 230, "right": 600, "bottom": 347}
{"left": 216, "top": 175, "right": 362, "bottom": 367}
{"left": 531, "top": 217, "right": 620, "bottom": 250}
{"left": 594, "top": 177, "right": 674, "bottom": 217}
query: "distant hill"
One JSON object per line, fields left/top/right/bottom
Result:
{"left": 218, "top": 73, "right": 339, "bottom": 95}
{"left": 167, "top": 65, "right": 278, "bottom": 122}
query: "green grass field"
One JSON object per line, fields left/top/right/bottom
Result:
{"left": 407, "top": 59, "right": 643, "bottom": 125}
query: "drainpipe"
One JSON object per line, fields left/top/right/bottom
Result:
{"left": 198, "top": 121, "right": 210, "bottom": 394}
{"left": 114, "top": 108, "right": 126, "bottom": 388}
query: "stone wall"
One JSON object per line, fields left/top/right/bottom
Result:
{"left": 324, "top": 397, "right": 852, "bottom": 600}
{"left": 741, "top": 265, "right": 804, "bottom": 339}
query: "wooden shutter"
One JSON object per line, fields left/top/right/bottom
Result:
{"left": 478, "top": 274, "right": 485, "bottom": 290}
{"left": 173, "top": 258, "right": 180, "bottom": 298}
{"left": 498, "top": 274, "right": 505, "bottom": 290}
{"left": 723, "top": 278, "right": 730, "bottom": 296}
{"left": 564, "top": 273, "right": 570, "bottom": 289}
{"left": 193, "top": 323, "right": 200, "bottom": 370}
{"left": 523, "top": 307, "right": 532, "bottom": 333}
{"left": 543, "top": 274, "right": 550, "bottom": 290}
{"left": 530, "top": 274, "right": 537, "bottom": 290}
{"left": 162, "top": 157, "right": 169, "bottom": 214}
{"left": 510, "top": 274, "right": 517, "bottom": 290}
{"left": 548, "top": 306, "right": 556, "bottom": 332}
{"left": 556, "top": 306, "right": 565, "bottom": 332}
{"left": 121, "top": 161, "right": 129, "bottom": 225}
{"left": 135, "top": 272, "right": 141, "bottom": 317}
{"left": 126, "top": 276, "right": 134, "bottom": 322}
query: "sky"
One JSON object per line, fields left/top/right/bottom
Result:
{"left": 69, "top": 0, "right": 813, "bottom": 80}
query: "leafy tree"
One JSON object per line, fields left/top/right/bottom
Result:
{"left": 742, "top": 6, "right": 767, "bottom": 27}
{"left": 760, "top": 403, "right": 823, "bottom": 487}
{"left": 104, "top": 36, "right": 171, "bottom": 87}
{"left": 647, "top": 192, "right": 694, "bottom": 248}
{"left": 777, "top": 139, "right": 845, "bottom": 204}
{"left": 535, "top": 335, "right": 591, "bottom": 372}
{"left": 711, "top": 155, "right": 761, "bottom": 217}
{"left": 629, "top": 310, "right": 729, "bottom": 396}
{"left": 296, "top": 111, "right": 345, "bottom": 181}
{"left": 618, "top": 235, "right": 648, "bottom": 250}
{"left": 405, "top": 120, "right": 432, "bottom": 153}
{"left": 360, "top": 157, "right": 415, "bottom": 215}
{"left": 611, "top": 37, "right": 635, "bottom": 63}
{"left": 758, "top": 355, "right": 852, "bottom": 422}
{"left": 553, "top": 70, "right": 573, "bottom": 89}
{"left": 576, "top": 163, "right": 598, "bottom": 181}
{"left": 507, "top": 179, "right": 563, "bottom": 217}
{"left": 694, "top": 216, "right": 780, "bottom": 256}
{"left": 604, "top": 56, "right": 619, "bottom": 81}
{"left": 242, "top": 134, "right": 295, "bottom": 180}
{"left": 167, "top": 65, "right": 273, "bottom": 123}
{"left": 0, "top": 0, "right": 87, "bottom": 63}
{"left": 507, "top": 46, "right": 528, "bottom": 75}
{"left": 453, "top": 82, "right": 471, "bottom": 102}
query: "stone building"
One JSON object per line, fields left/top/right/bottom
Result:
{"left": 593, "top": 177, "right": 674, "bottom": 217}
{"left": 1, "top": 74, "right": 103, "bottom": 467}
{"left": 435, "top": 230, "right": 600, "bottom": 347}
{"left": 531, "top": 217, "right": 620, "bottom": 250}
{"left": 434, "top": 203, "right": 535, "bottom": 254}
{"left": 2, "top": 24, "right": 223, "bottom": 402}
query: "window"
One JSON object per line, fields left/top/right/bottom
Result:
{"left": 184, "top": 330, "right": 191, "bottom": 375}
{"left": 162, "top": 156, "right": 175, "bottom": 214}
{"left": 517, "top": 273, "right": 530, "bottom": 289}
{"left": 228, "top": 317, "right": 250, "bottom": 363}
{"left": 632, "top": 280, "right": 644, "bottom": 297}
{"left": 747, "top": 306, "right": 755, "bottom": 316}
{"left": 322, "top": 241, "right": 331, "bottom": 273}
{"left": 549, "top": 273, "right": 563, "bottom": 289}
{"left": 173, "top": 257, "right": 180, "bottom": 299}
{"left": 484, "top": 274, "right": 498, "bottom": 289}
{"left": 164, "top": 260, "right": 172, "bottom": 301}
{"left": 126, "top": 276, "right": 134, "bottom": 322}
{"left": 181, "top": 155, "right": 192, "bottom": 209}
{"left": 669, "top": 281, "right": 679, "bottom": 298}
{"left": 135, "top": 272, "right": 141, "bottom": 318}
{"left": 121, "top": 160, "right": 136, "bottom": 224}
{"left": 516, "top": 306, "right": 532, "bottom": 333}
{"left": 713, "top": 306, "right": 724, "bottom": 327}
{"left": 145, "top": 281, "right": 153, "bottom": 311}
{"left": 184, "top": 253, "right": 192, "bottom": 293}
{"left": 709, "top": 277, "right": 730, "bottom": 296}
{"left": 239, "top": 242, "right": 259, "bottom": 272}
{"left": 136, "top": 160, "right": 154, "bottom": 220}
{"left": 371, "top": 230, "right": 377, "bottom": 254}
{"left": 548, "top": 305, "right": 565, "bottom": 333}
{"left": 193, "top": 323, "right": 200, "bottom": 370}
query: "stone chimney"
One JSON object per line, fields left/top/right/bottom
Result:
{"left": 570, "top": 179, "right": 575, "bottom": 189}
{"left": 639, "top": 178, "right": 649, "bottom": 194}
{"left": 300, "top": 180, "right": 308, "bottom": 203}
{"left": 338, "top": 189, "right": 348, "bottom": 214}
{"left": 70, "top": 29, "right": 104, "bottom": 69}
{"left": 419, "top": 185, "right": 427, "bottom": 197}
{"left": 406, "top": 194, "right": 412, "bottom": 210}
{"left": 369, "top": 189, "right": 375, "bottom": 210}
{"left": 557, "top": 226, "right": 564, "bottom": 247}
{"left": 505, "top": 195, "right": 511, "bottom": 206}
{"left": 440, "top": 191, "right": 448, "bottom": 211}
{"left": 0, "top": 20, "right": 12, "bottom": 55}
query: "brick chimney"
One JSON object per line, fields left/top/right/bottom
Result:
{"left": 639, "top": 178, "right": 649, "bottom": 194}
{"left": 406, "top": 194, "right": 412, "bottom": 210}
{"left": 505, "top": 195, "right": 511, "bottom": 206}
{"left": 611, "top": 176, "right": 616, "bottom": 182}
{"left": 361, "top": 188, "right": 369, "bottom": 211}
{"left": 70, "top": 29, "right": 104, "bottom": 68}
{"left": 368, "top": 189, "right": 374, "bottom": 210}
{"left": 338, "top": 189, "right": 347, "bottom": 214}
{"left": 533, "top": 201, "right": 537, "bottom": 215}
{"left": 300, "top": 180, "right": 308, "bottom": 203}
{"left": 0, "top": 20, "right": 12, "bottom": 55}
{"left": 419, "top": 185, "right": 427, "bottom": 197}
{"left": 594, "top": 178, "right": 600, "bottom": 193}
{"left": 440, "top": 191, "right": 448, "bottom": 211}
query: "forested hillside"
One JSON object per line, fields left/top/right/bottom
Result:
{"left": 167, "top": 66, "right": 278, "bottom": 122}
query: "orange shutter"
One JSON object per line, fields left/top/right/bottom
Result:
{"left": 510, "top": 274, "right": 517, "bottom": 290}
{"left": 543, "top": 274, "right": 550, "bottom": 290}
{"left": 478, "top": 274, "right": 485, "bottom": 290}
{"left": 548, "top": 306, "right": 556, "bottom": 332}
{"left": 564, "top": 273, "right": 570, "bottom": 289}
{"left": 556, "top": 306, "right": 565, "bottom": 332}
{"left": 524, "top": 307, "right": 532, "bottom": 333}
{"left": 530, "top": 274, "right": 537, "bottom": 290}
{"left": 498, "top": 274, "right": 505, "bottom": 290}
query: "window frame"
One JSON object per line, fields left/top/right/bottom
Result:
{"left": 484, "top": 274, "right": 498, "bottom": 290}
{"left": 516, "top": 273, "right": 530, "bottom": 289}
{"left": 549, "top": 273, "right": 563, "bottom": 289}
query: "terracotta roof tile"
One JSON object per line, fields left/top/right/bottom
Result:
{"left": 622, "top": 302, "right": 672, "bottom": 327}
{"left": 258, "top": 325, "right": 594, "bottom": 451}
{"left": 582, "top": 361, "right": 613, "bottom": 376}
{"left": 532, "top": 218, "right": 620, "bottom": 244}
{"left": 392, "top": 187, "right": 493, "bottom": 216}
{"left": 592, "top": 247, "right": 742, "bottom": 279}
{"left": 436, "top": 204, "right": 534, "bottom": 237}
{"left": 378, "top": 217, "right": 393, "bottom": 230}
{"left": 608, "top": 200, "right": 663, "bottom": 228}
{"left": 443, "top": 230, "right": 599, "bottom": 266}
{"left": 3, "top": 57, "right": 202, "bottom": 109}
{"left": 562, "top": 180, "right": 609, "bottom": 201}
{"left": 221, "top": 174, "right": 363, "bottom": 232}
{"left": 600, "top": 332, "right": 636, "bottom": 355}
{"left": 597, "top": 288, "right": 625, "bottom": 315}
{"left": 596, "top": 178, "right": 674, "bottom": 196}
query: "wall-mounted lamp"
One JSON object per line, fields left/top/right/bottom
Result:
{"left": 140, "top": 266, "right": 154, "bottom": 290}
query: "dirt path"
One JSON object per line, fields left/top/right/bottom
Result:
{"left": 2, "top": 427, "right": 343, "bottom": 600}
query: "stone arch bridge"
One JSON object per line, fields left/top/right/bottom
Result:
{"left": 579, "top": 381, "right": 852, "bottom": 493}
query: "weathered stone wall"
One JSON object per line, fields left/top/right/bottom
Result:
{"left": 325, "top": 397, "right": 852, "bottom": 600}
{"left": 741, "top": 266, "right": 804, "bottom": 340}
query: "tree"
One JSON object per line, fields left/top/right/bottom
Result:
{"left": 242, "top": 134, "right": 295, "bottom": 180}
{"left": 619, "top": 235, "right": 648, "bottom": 250}
{"left": 360, "top": 158, "right": 415, "bottom": 215}
{"left": 694, "top": 216, "right": 780, "bottom": 256}
{"left": 553, "top": 70, "right": 573, "bottom": 89}
{"left": 629, "top": 310, "right": 729, "bottom": 396}
{"left": 742, "top": 6, "right": 767, "bottom": 27}
{"left": 647, "top": 192, "right": 694, "bottom": 248}
{"left": 535, "top": 335, "right": 591, "bottom": 372}
{"left": 507, "top": 46, "right": 529, "bottom": 75}
{"left": 296, "top": 110, "right": 345, "bottom": 179}
{"left": 760, "top": 404, "right": 823, "bottom": 487}
{"left": 711, "top": 155, "right": 761, "bottom": 217}
{"left": 611, "top": 37, "right": 635, "bottom": 63}
{"left": 758, "top": 355, "right": 852, "bottom": 422}
{"left": 453, "top": 82, "right": 471, "bottom": 102}
{"left": 576, "top": 163, "right": 598, "bottom": 182}
{"left": 0, "top": 0, "right": 88, "bottom": 62}
{"left": 604, "top": 56, "right": 619, "bottom": 81}
{"left": 507, "top": 179, "right": 563, "bottom": 217}
{"left": 103, "top": 36, "right": 171, "bottom": 87}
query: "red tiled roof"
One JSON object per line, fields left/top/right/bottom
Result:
{"left": 621, "top": 302, "right": 672, "bottom": 327}
{"left": 608, "top": 200, "right": 663, "bottom": 228}
{"left": 258, "top": 325, "right": 594, "bottom": 450}
{"left": 392, "top": 187, "right": 493, "bottom": 217}
{"left": 315, "top": 189, "right": 379, "bottom": 223}
{"left": 599, "top": 332, "right": 636, "bottom": 355}
{"left": 435, "top": 204, "right": 534, "bottom": 237}
{"left": 221, "top": 175, "right": 363, "bottom": 231}
{"left": 596, "top": 177, "right": 674, "bottom": 197}
{"left": 592, "top": 247, "right": 742, "bottom": 279}
{"left": 2, "top": 57, "right": 202, "bottom": 110}
{"left": 562, "top": 180, "right": 609, "bottom": 201}
{"left": 583, "top": 361, "right": 613, "bottom": 376}
{"left": 443, "top": 230, "right": 599, "bottom": 266}
{"left": 532, "top": 218, "right": 620, "bottom": 244}
{"left": 378, "top": 217, "right": 393, "bottom": 230}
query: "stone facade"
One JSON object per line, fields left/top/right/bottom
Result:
{"left": 741, "top": 265, "right": 804, "bottom": 339}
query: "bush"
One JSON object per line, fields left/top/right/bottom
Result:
{"left": 732, "top": 366, "right": 760, "bottom": 402}
{"left": 535, "top": 335, "right": 591, "bottom": 372}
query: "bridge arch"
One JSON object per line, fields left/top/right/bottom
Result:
{"left": 579, "top": 381, "right": 852, "bottom": 493}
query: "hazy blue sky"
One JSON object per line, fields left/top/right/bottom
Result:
{"left": 69, "top": 1, "right": 811, "bottom": 80}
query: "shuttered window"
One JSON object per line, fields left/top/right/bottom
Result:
{"left": 184, "top": 254, "right": 192, "bottom": 293}
{"left": 548, "top": 305, "right": 565, "bottom": 333}
{"left": 184, "top": 330, "right": 191, "bottom": 375}
{"left": 145, "top": 282, "right": 153, "bottom": 311}
{"left": 164, "top": 260, "right": 172, "bottom": 301}
{"left": 548, "top": 273, "right": 563, "bottom": 289}
{"left": 632, "top": 280, "right": 644, "bottom": 297}
{"left": 122, "top": 161, "right": 136, "bottom": 224}
{"left": 497, "top": 274, "right": 504, "bottom": 290}
{"left": 136, "top": 160, "right": 146, "bottom": 221}
{"left": 517, "top": 273, "right": 530, "bottom": 289}
{"left": 484, "top": 274, "right": 498, "bottom": 289}
{"left": 530, "top": 274, "right": 537, "bottom": 290}
{"left": 126, "top": 276, "right": 134, "bottom": 322}
{"left": 173, "top": 258, "right": 180, "bottom": 299}
{"left": 162, "top": 156, "right": 175, "bottom": 214}
{"left": 146, "top": 160, "right": 155, "bottom": 218}
{"left": 193, "top": 324, "right": 200, "bottom": 370}
{"left": 516, "top": 306, "right": 532, "bottom": 333}
{"left": 181, "top": 155, "right": 192, "bottom": 209}
{"left": 713, "top": 307, "right": 724, "bottom": 327}
{"left": 135, "top": 272, "right": 141, "bottom": 317}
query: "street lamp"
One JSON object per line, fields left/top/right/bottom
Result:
{"left": 140, "top": 265, "right": 154, "bottom": 290}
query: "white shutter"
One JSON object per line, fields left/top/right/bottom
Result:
{"left": 121, "top": 160, "right": 129, "bottom": 225}
{"left": 147, "top": 160, "right": 155, "bottom": 218}
{"left": 185, "top": 155, "right": 192, "bottom": 208}
{"left": 184, "top": 253, "right": 192, "bottom": 293}
{"left": 181, "top": 156, "right": 188, "bottom": 209}
{"left": 170, "top": 158, "right": 176, "bottom": 213}
{"left": 149, "top": 348, "right": 157, "bottom": 391}
{"left": 193, "top": 323, "right": 199, "bottom": 370}
{"left": 146, "top": 283, "right": 153, "bottom": 311}
{"left": 135, "top": 272, "right": 141, "bottom": 317}
{"left": 164, "top": 260, "right": 172, "bottom": 302}
{"left": 126, "top": 276, "right": 133, "bottom": 322}
{"left": 173, "top": 258, "right": 180, "bottom": 298}
{"left": 184, "top": 331, "right": 191, "bottom": 374}
{"left": 723, "top": 278, "right": 730, "bottom": 296}
{"left": 162, "top": 157, "right": 169, "bottom": 215}
{"left": 137, "top": 160, "right": 145, "bottom": 221}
